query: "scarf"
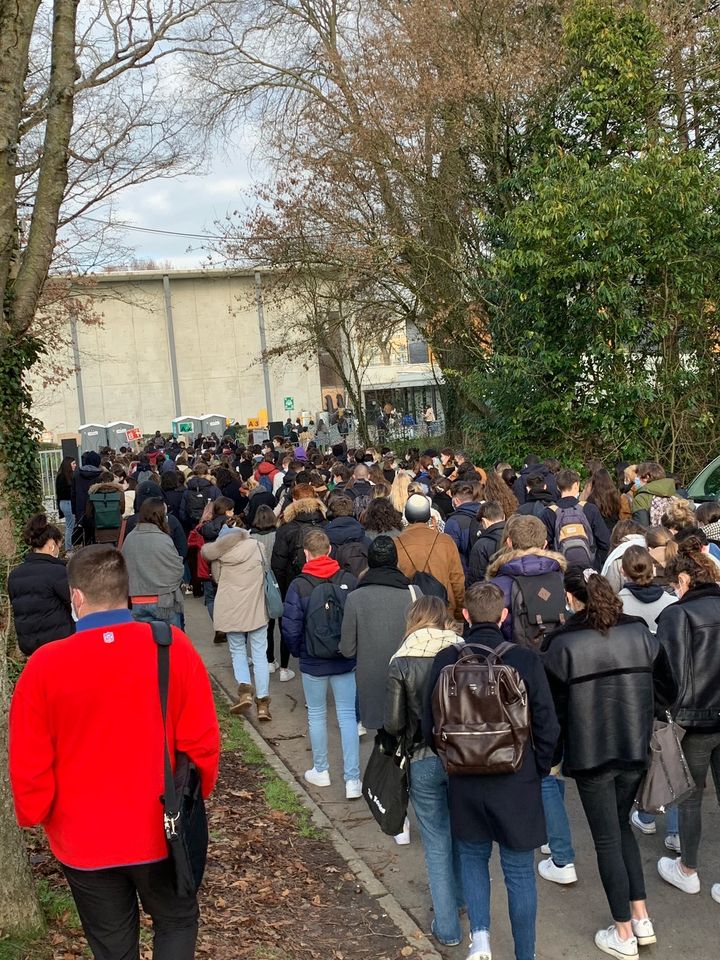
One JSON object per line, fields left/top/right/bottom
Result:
{"left": 701, "top": 520, "right": 720, "bottom": 543}
{"left": 357, "top": 566, "right": 410, "bottom": 590}
{"left": 391, "top": 627, "right": 460, "bottom": 661}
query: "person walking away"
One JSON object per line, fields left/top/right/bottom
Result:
{"left": 586, "top": 468, "right": 624, "bottom": 566}
{"left": 9, "top": 545, "right": 220, "bottom": 960}
{"left": 396, "top": 494, "right": 465, "bottom": 618}
{"left": 601, "top": 520, "right": 647, "bottom": 593}
{"left": 424, "top": 583, "right": 560, "bottom": 960}
{"left": 618, "top": 546, "right": 680, "bottom": 851}
{"left": 8, "top": 514, "right": 74, "bottom": 656}
{"left": 632, "top": 462, "right": 679, "bottom": 527}
{"left": 86, "top": 474, "right": 126, "bottom": 545}
{"left": 644, "top": 525, "right": 677, "bottom": 587}
{"left": 443, "top": 481, "right": 483, "bottom": 581}
{"left": 655, "top": 536, "right": 720, "bottom": 904}
{"left": 384, "top": 596, "right": 463, "bottom": 947}
{"left": 161, "top": 468, "right": 185, "bottom": 521}
{"left": 195, "top": 497, "right": 235, "bottom": 642}
{"left": 122, "top": 498, "right": 184, "bottom": 627}
{"left": 544, "top": 568, "right": 676, "bottom": 958}
{"left": 362, "top": 498, "right": 404, "bottom": 541}
{"left": 180, "top": 463, "right": 221, "bottom": 531}
{"left": 325, "top": 493, "right": 371, "bottom": 578}
{"left": 55, "top": 456, "right": 76, "bottom": 551}
{"left": 72, "top": 450, "right": 103, "bottom": 535}
{"left": 282, "top": 530, "right": 361, "bottom": 797}
{"left": 467, "top": 501, "right": 506, "bottom": 585}
{"left": 541, "top": 469, "right": 609, "bottom": 569}
{"left": 202, "top": 522, "right": 272, "bottom": 720}
{"left": 340, "top": 536, "right": 419, "bottom": 730}
{"left": 250, "top": 505, "right": 289, "bottom": 676}
{"left": 516, "top": 472, "right": 556, "bottom": 518}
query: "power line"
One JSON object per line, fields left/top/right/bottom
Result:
{"left": 76, "top": 214, "right": 232, "bottom": 242}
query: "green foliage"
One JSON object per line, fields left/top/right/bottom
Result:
{"left": 0, "top": 337, "right": 45, "bottom": 546}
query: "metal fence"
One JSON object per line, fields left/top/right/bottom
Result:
{"left": 39, "top": 448, "right": 63, "bottom": 519}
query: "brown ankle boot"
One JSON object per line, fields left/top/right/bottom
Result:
{"left": 255, "top": 696, "right": 272, "bottom": 721}
{"left": 230, "top": 683, "right": 254, "bottom": 714}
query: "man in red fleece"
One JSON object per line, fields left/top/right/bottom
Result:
{"left": 9, "top": 544, "right": 220, "bottom": 960}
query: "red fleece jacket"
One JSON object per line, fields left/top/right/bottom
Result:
{"left": 9, "top": 616, "right": 220, "bottom": 869}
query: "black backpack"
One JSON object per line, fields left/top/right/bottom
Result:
{"left": 301, "top": 572, "right": 354, "bottom": 658}
{"left": 332, "top": 539, "right": 369, "bottom": 578}
{"left": 397, "top": 535, "right": 448, "bottom": 603}
{"left": 509, "top": 572, "right": 567, "bottom": 651}
{"left": 449, "top": 509, "right": 482, "bottom": 566}
{"left": 186, "top": 486, "right": 212, "bottom": 523}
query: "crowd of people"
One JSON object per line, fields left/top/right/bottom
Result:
{"left": 7, "top": 432, "right": 720, "bottom": 960}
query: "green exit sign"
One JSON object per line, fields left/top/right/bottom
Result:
{"left": 284, "top": 397, "right": 294, "bottom": 411}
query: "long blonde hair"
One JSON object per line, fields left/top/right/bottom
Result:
{"left": 390, "top": 472, "right": 413, "bottom": 514}
{"left": 404, "top": 596, "right": 454, "bottom": 639}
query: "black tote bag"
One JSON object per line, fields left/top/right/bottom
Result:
{"left": 152, "top": 621, "right": 209, "bottom": 897}
{"left": 362, "top": 730, "right": 409, "bottom": 836}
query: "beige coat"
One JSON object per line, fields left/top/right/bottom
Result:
{"left": 202, "top": 529, "right": 268, "bottom": 632}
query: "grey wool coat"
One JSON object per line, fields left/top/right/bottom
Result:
{"left": 339, "top": 582, "right": 418, "bottom": 729}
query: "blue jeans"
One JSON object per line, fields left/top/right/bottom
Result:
{"left": 637, "top": 805, "right": 679, "bottom": 835}
{"left": 59, "top": 500, "right": 74, "bottom": 551}
{"left": 301, "top": 672, "right": 360, "bottom": 782}
{"left": 203, "top": 580, "right": 216, "bottom": 620}
{"left": 132, "top": 603, "right": 182, "bottom": 628}
{"left": 457, "top": 840, "right": 536, "bottom": 960}
{"left": 409, "top": 756, "right": 463, "bottom": 945}
{"left": 542, "top": 775, "right": 575, "bottom": 866}
{"left": 228, "top": 627, "right": 270, "bottom": 698}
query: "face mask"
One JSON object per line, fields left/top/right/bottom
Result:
{"left": 633, "top": 477, "right": 642, "bottom": 489}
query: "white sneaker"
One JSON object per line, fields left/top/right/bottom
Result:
{"left": 711, "top": 883, "right": 720, "bottom": 903}
{"left": 304, "top": 767, "right": 331, "bottom": 787}
{"left": 630, "top": 810, "right": 656, "bottom": 835}
{"left": 664, "top": 833, "right": 681, "bottom": 853}
{"left": 630, "top": 918, "right": 656, "bottom": 947}
{"left": 540, "top": 843, "right": 551, "bottom": 855}
{"left": 394, "top": 817, "right": 411, "bottom": 845}
{"left": 657, "top": 856, "right": 700, "bottom": 894}
{"left": 345, "top": 778, "right": 362, "bottom": 799}
{"left": 279, "top": 668, "right": 296, "bottom": 682}
{"left": 267, "top": 660, "right": 279, "bottom": 674}
{"left": 357, "top": 722, "right": 367, "bottom": 737}
{"left": 467, "top": 929, "right": 491, "bottom": 960}
{"left": 537, "top": 857, "right": 578, "bottom": 884}
{"left": 594, "top": 925, "right": 638, "bottom": 959}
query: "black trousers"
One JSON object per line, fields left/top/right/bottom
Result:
{"left": 63, "top": 858, "right": 198, "bottom": 960}
{"left": 575, "top": 768, "right": 646, "bottom": 922}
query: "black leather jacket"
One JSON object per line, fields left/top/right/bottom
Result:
{"left": 657, "top": 582, "right": 720, "bottom": 732}
{"left": 544, "top": 614, "right": 676, "bottom": 776}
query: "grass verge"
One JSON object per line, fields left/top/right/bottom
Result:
{"left": 0, "top": 879, "right": 82, "bottom": 960}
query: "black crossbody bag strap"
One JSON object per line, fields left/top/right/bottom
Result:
{"left": 151, "top": 621, "right": 180, "bottom": 839}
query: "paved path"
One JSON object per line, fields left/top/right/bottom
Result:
{"left": 186, "top": 598, "right": 720, "bottom": 959}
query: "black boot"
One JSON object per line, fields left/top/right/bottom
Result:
{"left": 213, "top": 630, "right": 227, "bottom": 644}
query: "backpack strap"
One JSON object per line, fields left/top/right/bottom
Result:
{"left": 408, "top": 584, "right": 418, "bottom": 602}
{"left": 396, "top": 538, "right": 418, "bottom": 575}
{"left": 423, "top": 532, "right": 440, "bottom": 573}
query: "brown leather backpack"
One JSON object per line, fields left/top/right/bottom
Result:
{"left": 432, "top": 643, "right": 531, "bottom": 776}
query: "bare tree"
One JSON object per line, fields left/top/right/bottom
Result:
{"left": 0, "top": 0, "right": 228, "bottom": 936}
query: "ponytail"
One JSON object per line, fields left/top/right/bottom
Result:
{"left": 664, "top": 534, "right": 718, "bottom": 588}
{"left": 564, "top": 566, "right": 623, "bottom": 634}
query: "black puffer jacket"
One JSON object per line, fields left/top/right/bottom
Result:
{"left": 271, "top": 498, "right": 327, "bottom": 596}
{"left": 657, "top": 582, "right": 720, "bottom": 732}
{"left": 468, "top": 521, "right": 505, "bottom": 585}
{"left": 8, "top": 553, "right": 74, "bottom": 655}
{"left": 544, "top": 614, "right": 677, "bottom": 776}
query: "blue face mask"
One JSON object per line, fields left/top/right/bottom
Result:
{"left": 634, "top": 477, "right": 642, "bottom": 489}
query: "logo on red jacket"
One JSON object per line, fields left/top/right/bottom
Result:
{"left": 103, "top": 631, "right": 115, "bottom": 644}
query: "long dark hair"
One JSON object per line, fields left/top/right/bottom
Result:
{"left": 57, "top": 456, "right": 75, "bottom": 486}
{"left": 564, "top": 567, "right": 623, "bottom": 634}
{"left": 587, "top": 468, "right": 622, "bottom": 519}
{"left": 137, "top": 497, "right": 170, "bottom": 534}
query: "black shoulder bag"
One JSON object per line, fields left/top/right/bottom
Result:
{"left": 151, "top": 621, "right": 209, "bottom": 898}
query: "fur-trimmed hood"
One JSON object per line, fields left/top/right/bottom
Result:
{"left": 282, "top": 497, "right": 327, "bottom": 523}
{"left": 88, "top": 481, "right": 125, "bottom": 496}
{"left": 486, "top": 547, "right": 567, "bottom": 580}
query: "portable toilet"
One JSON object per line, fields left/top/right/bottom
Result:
{"left": 106, "top": 421, "right": 136, "bottom": 447}
{"left": 200, "top": 413, "right": 228, "bottom": 438}
{"left": 172, "top": 415, "right": 202, "bottom": 440}
{"left": 79, "top": 423, "right": 108, "bottom": 454}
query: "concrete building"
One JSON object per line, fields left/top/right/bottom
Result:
{"left": 31, "top": 267, "right": 440, "bottom": 440}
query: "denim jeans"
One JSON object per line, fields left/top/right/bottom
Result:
{"left": 301, "top": 672, "right": 360, "bottom": 782}
{"left": 541, "top": 775, "right": 575, "bottom": 866}
{"left": 409, "top": 756, "right": 463, "bottom": 945}
{"left": 575, "top": 768, "right": 646, "bottom": 922}
{"left": 227, "top": 627, "right": 270, "bottom": 698}
{"left": 678, "top": 729, "right": 720, "bottom": 869}
{"left": 637, "top": 805, "right": 679, "bottom": 835}
{"left": 132, "top": 603, "right": 182, "bottom": 628}
{"left": 203, "top": 580, "right": 216, "bottom": 620}
{"left": 59, "top": 499, "right": 74, "bottom": 552}
{"left": 456, "top": 840, "right": 536, "bottom": 960}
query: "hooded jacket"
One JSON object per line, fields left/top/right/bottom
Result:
{"left": 180, "top": 476, "right": 221, "bottom": 528}
{"left": 326, "top": 516, "right": 371, "bottom": 578}
{"left": 271, "top": 498, "right": 328, "bottom": 596}
{"left": 541, "top": 495, "right": 610, "bottom": 564}
{"left": 618, "top": 583, "right": 677, "bottom": 633}
{"left": 656, "top": 582, "right": 720, "bottom": 731}
{"left": 384, "top": 627, "right": 459, "bottom": 760}
{"left": 513, "top": 463, "right": 559, "bottom": 505}
{"left": 516, "top": 489, "right": 556, "bottom": 517}
{"left": 487, "top": 548, "right": 567, "bottom": 640}
{"left": 72, "top": 461, "right": 103, "bottom": 520}
{"left": 601, "top": 534, "right": 647, "bottom": 594}
{"left": 201, "top": 529, "right": 267, "bottom": 632}
{"left": 468, "top": 521, "right": 505, "bottom": 585}
{"left": 254, "top": 460, "right": 279, "bottom": 486}
{"left": 632, "top": 477, "right": 678, "bottom": 527}
{"left": 86, "top": 482, "right": 126, "bottom": 544}
{"left": 444, "top": 502, "right": 482, "bottom": 575}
